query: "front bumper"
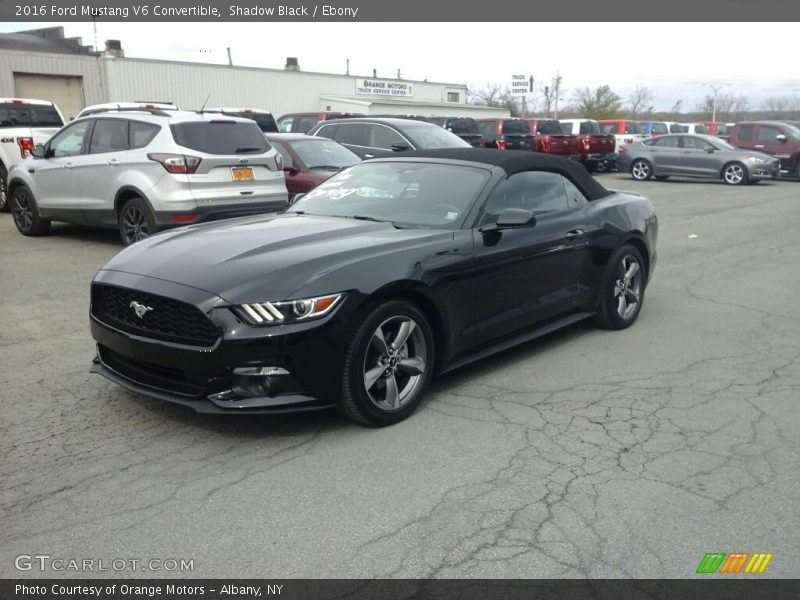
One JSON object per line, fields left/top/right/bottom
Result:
{"left": 747, "top": 161, "right": 780, "bottom": 180}
{"left": 88, "top": 270, "right": 353, "bottom": 414}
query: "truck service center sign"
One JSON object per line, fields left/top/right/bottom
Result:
{"left": 355, "top": 79, "right": 414, "bottom": 97}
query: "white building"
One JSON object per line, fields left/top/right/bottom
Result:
{"left": 0, "top": 28, "right": 509, "bottom": 121}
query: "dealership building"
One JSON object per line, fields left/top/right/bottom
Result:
{"left": 0, "top": 27, "right": 509, "bottom": 121}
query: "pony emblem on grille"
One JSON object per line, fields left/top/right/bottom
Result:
{"left": 129, "top": 300, "right": 154, "bottom": 319}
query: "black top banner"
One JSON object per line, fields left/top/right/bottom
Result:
{"left": 1, "top": 0, "right": 799, "bottom": 21}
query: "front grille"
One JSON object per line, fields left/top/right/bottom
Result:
{"left": 98, "top": 345, "right": 205, "bottom": 398}
{"left": 92, "top": 284, "right": 221, "bottom": 346}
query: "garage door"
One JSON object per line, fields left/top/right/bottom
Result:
{"left": 13, "top": 73, "right": 85, "bottom": 121}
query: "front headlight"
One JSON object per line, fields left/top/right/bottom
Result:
{"left": 750, "top": 156, "right": 768, "bottom": 163}
{"left": 234, "top": 293, "right": 343, "bottom": 325}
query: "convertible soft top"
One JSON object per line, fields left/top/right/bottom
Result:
{"left": 389, "top": 148, "right": 613, "bottom": 201}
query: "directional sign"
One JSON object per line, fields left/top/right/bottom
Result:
{"left": 510, "top": 74, "right": 530, "bottom": 97}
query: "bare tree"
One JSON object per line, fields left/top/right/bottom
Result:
{"left": 628, "top": 84, "right": 655, "bottom": 118}
{"left": 467, "top": 82, "right": 523, "bottom": 116}
{"left": 696, "top": 92, "right": 748, "bottom": 121}
{"left": 572, "top": 85, "right": 622, "bottom": 119}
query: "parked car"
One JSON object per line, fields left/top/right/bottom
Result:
{"left": 663, "top": 121, "right": 685, "bottom": 134}
{"left": 617, "top": 133, "right": 779, "bottom": 185}
{"left": 277, "top": 112, "right": 364, "bottom": 134}
{"left": 558, "top": 119, "right": 616, "bottom": 172}
{"left": 598, "top": 120, "right": 647, "bottom": 150}
{"left": 475, "top": 118, "right": 535, "bottom": 151}
{"left": 205, "top": 108, "right": 278, "bottom": 133}
{"left": 76, "top": 102, "right": 179, "bottom": 119}
{"left": 677, "top": 123, "right": 710, "bottom": 134}
{"left": 699, "top": 121, "right": 731, "bottom": 137}
{"left": 526, "top": 118, "right": 581, "bottom": 159}
{"left": 0, "top": 97, "right": 65, "bottom": 211}
{"left": 640, "top": 121, "right": 669, "bottom": 137}
{"left": 727, "top": 121, "right": 800, "bottom": 179}
{"left": 265, "top": 133, "right": 360, "bottom": 201}
{"left": 88, "top": 147, "right": 657, "bottom": 426}
{"left": 369, "top": 114, "right": 431, "bottom": 121}
{"left": 427, "top": 116, "right": 484, "bottom": 147}
{"left": 7, "top": 107, "right": 288, "bottom": 244}
{"left": 307, "top": 117, "right": 470, "bottom": 159}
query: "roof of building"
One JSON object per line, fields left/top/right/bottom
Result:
{"left": 0, "top": 27, "right": 96, "bottom": 55}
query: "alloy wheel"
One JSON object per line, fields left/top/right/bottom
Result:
{"left": 632, "top": 160, "right": 651, "bottom": 180}
{"left": 121, "top": 206, "right": 150, "bottom": 244}
{"left": 362, "top": 315, "right": 428, "bottom": 411}
{"left": 12, "top": 189, "right": 34, "bottom": 232}
{"left": 613, "top": 254, "right": 643, "bottom": 320}
{"left": 723, "top": 163, "right": 745, "bottom": 185}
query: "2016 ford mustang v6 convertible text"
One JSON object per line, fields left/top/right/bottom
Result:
{"left": 89, "top": 148, "right": 658, "bottom": 426}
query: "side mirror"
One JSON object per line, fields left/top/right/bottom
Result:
{"left": 30, "top": 144, "right": 45, "bottom": 159}
{"left": 283, "top": 165, "right": 299, "bottom": 175}
{"left": 703, "top": 146, "right": 715, "bottom": 153}
{"left": 496, "top": 208, "right": 536, "bottom": 229}
{"left": 290, "top": 193, "right": 306, "bottom": 206}
{"left": 776, "top": 134, "right": 787, "bottom": 143}
{"left": 390, "top": 143, "right": 410, "bottom": 152}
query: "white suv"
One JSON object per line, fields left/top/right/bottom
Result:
{"left": 0, "top": 98, "right": 65, "bottom": 211}
{"left": 7, "top": 108, "right": 288, "bottom": 244}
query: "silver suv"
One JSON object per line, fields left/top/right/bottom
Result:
{"left": 7, "top": 108, "right": 288, "bottom": 244}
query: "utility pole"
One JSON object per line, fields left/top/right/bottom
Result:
{"left": 702, "top": 82, "right": 730, "bottom": 122}
{"left": 553, "top": 70, "right": 562, "bottom": 120}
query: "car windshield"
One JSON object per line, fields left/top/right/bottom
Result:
{"left": 402, "top": 124, "right": 472, "bottom": 149}
{"left": 711, "top": 138, "right": 736, "bottom": 150}
{"left": 536, "top": 121, "right": 563, "bottom": 135}
{"left": 784, "top": 124, "right": 800, "bottom": 139}
{"left": 290, "top": 139, "right": 360, "bottom": 169}
{"left": 289, "top": 161, "right": 490, "bottom": 228}
{"left": 171, "top": 121, "right": 270, "bottom": 154}
{"left": 651, "top": 123, "right": 668, "bottom": 134}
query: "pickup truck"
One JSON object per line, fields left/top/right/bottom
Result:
{"left": 0, "top": 98, "right": 65, "bottom": 211}
{"left": 558, "top": 119, "right": 616, "bottom": 172}
{"left": 598, "top": 119, "right": 647, "bottom": 150}
{"left": 476, "top": 118, "right": 536, "bottom": 150}
{"left": 728, "top": 121, "right": 800, "bottom": 179}
{"left": 526, "top": 119, "right": 581, "bottom": 159}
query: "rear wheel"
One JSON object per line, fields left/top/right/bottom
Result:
{"left": 0, "top": 165, "right": 8, "bottom": 212}
{"left": 631, "top": 159, "right": 653, "bottom": 181}
{"left": 595, "top": 245, "right": 646, "bottom": 330}
{"left": 339, "top": 300, "right": 435, "bottom": 426}
{"left": 119, "top": 197, "right": 157, "bottom": 246}
{"left": 11, "top": 185, "right": 50, "bottom": 236}
{"left": 722, "top": 162, "right": 747, "bottom": 185}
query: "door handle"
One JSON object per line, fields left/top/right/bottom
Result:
{"left": 565, "top": 229, "right": 585, "bottom": 240}
{"left": 107, "top": 158, "right": 120, "bottom": 166}
{"left": 364, "top": 154, "right": 374, "bottom": 158}
{"left": 63, "top": 162, "right": 73, "bottom": 169}
{"left": 754, "top": 144, "right": 765, "bottom": 149}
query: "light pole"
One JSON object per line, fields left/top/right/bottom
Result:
{"left": 702, "top": 83, "right": 731, "bottom": 122}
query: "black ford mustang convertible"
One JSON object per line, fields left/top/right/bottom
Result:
{"left": 90, "top": 148, "right": 658, "bottom": 426}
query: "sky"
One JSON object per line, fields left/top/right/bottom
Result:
{"left": 2, "top": 22, "right": 799, "bottom": 112}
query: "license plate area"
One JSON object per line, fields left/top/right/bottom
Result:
{"left": 231, "top": 167, "right": 255, "bottom": 181}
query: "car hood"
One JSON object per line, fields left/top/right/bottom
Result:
{"left": 99, "top": 213, "right": 453, "bottom": 303}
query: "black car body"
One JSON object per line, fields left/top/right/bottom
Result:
{"left": 476, "top": 118, "right": 536, "bottom": 151}
{"left": 306, "top": 117, "right": 470, "bottom": 159}
{"left": 90, "top": 149, "right": 658, "bottom": 426}
{"left": 428, "top": 116, "right": 484, "bottom": 147}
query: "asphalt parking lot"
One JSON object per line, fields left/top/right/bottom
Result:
{"left": 1, "top": 174, "right": 799, "bottom": 578}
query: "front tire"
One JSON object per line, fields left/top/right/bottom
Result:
{"left": 339, "top": 300, "right": 435, "bottom": 426}
{"left": 722, "top": 162, "right": 747, "bottom": 185}
{"left": 11, "top": 185, "right": 51, "bottom": 236}
{"left": 119, "top": 197, "right": 157, "bottom": 246}
{"left": 595, "top": 245, "right": 646, "bottom": 330}
{"left": 631, "top": 159, "right": 653, "bottom": 181}
{"left": 0, "top": 164, "right": 8, "bottom": 212}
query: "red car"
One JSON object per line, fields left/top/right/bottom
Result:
{"left": 265, "top": 133, "right": 361, "bottom": 201}
{"left": 526, "top": 118, "right": 581, "bottom": 158}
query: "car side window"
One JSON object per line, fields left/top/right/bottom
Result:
{"left": 271, "top": 141, "right": 294, "bottom": 168}
{"left": 314, "top": 123, "right": 338, "bottom": 140}
{"left": 370, "top": 125, "right": 406, "bottom": 149}
{"left": 479, "top": 171, "right": 569, "bottom": 225}
{"left": 49, "top": 120, "right": 92, "bottom": 157}
{"left": 757, "top": 126, "right": 782, "bottom": 142}
{"left": 89, "top": 119, "right": 130, "bottom": 154}
{"left": 277, "top": 116, "right": 294, "bottom": 133}
{"left": 129, "top": 121, "right": 160, "bottom": 149}
{"left": 562, "top": 177, "right": 588, "bottom": 209}
{"left": 682, "top": 136, "right": 709, "bottom": 150}
{"left": 296, "top": 116, "right": 319, "bottom": 134}
{"left": 334, "top": 123, "right": 370, "bottom": 146}
{"left": 737, "top": 125, "right": 754, "bottom": 141}
{"left": 654, "top": 136, "right": 679, "bottom": 148}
